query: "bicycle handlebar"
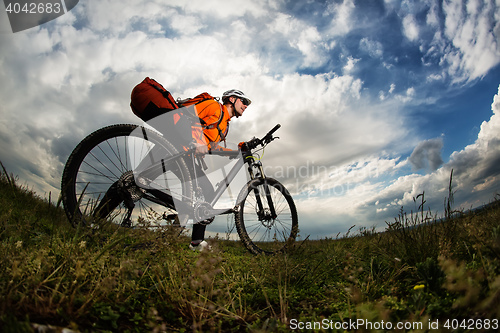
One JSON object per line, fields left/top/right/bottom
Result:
{"left": 266, "top": 124, "right": 281, "bottom": 138}
{"left": 201, "top": 124, "right": 282, "bottom": 157}
{"left": 243, "top": 123, "right": 281, "bottom": 150}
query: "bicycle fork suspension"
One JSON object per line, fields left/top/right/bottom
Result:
{"left": 249, "top": 162, "right": 277, "bottom": 221}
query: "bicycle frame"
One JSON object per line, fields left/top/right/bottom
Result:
{"left": 207, "top": 149, "right": 276, "bottom": 219}
{"left": 135, "top": 146, "right": 276, "bottom": 221}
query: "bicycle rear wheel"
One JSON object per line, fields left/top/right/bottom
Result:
{"left": 61, "top": 124, "right": 192, "bottom": 227}
{"left": 235, "top": 177, "right": 298, "bottom": 254}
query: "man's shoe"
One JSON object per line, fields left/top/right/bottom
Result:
{"left": 189, "top": 240, "right": 211, "bottom": 252}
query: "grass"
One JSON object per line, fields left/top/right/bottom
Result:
{"left": 0, "top": 164, "right": 499, "bottom": 332}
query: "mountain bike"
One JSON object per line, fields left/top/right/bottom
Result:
{"left": 61, "top": 123, "right": 298, "bottom": 254}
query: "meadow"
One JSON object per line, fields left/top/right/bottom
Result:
{"left": 1, "top": 164, "right": 499, "bottom": 332}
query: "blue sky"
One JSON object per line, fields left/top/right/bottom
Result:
{"left": 1, "top": 0, "right": 499, "bottom": 238}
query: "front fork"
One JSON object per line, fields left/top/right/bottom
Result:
{"left": 248, "top": 160, "right": 277, "bottom": 221}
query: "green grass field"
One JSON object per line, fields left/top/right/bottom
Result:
{"left": 1, "top": 166, "right": 499, "bottom": 332}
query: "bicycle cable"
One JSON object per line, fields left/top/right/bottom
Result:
{"left": 250, "top": 142, "right": 268, "bottom": 161}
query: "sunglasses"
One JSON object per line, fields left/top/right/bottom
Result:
{"left": 239, "top": 98, "right": 250, "bottom": 106}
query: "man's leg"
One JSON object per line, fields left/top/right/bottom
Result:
{"left": 191, "top": 224, "right": 206, "bottom": 245}
{"left": 190, "top": 162, "right": 215, "bottom": 247}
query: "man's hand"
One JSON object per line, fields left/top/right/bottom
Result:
{"left": 194, "top": 143, "right": 209, "bottom": 155}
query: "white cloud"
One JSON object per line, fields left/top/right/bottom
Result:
{"left": 343, "top": 56, "right": 360, "bottom": 73}
{"left": 170, "top": 15, "right": 206, "bottom": 35}
{"left": 425, "top": 1, "right": 440, "bottom": 27}
{"left": 359, "top": 38, "right": 383, "bottom": 58}
{"left": 325, "top": 0, "right": 356, "bottom": 36}
{"left": 447, "top": 85, "right": 500, "bottom": 193}
{"left": 389, "top": 83, "right": 396, "bottom": 94}
{"left": 267, "top": 13, "right": 329, "bottom": 68}
{"left": 402, "top": 14, "right": 419, "bottom": 42}
{"left": 441, "top": 0, "right": 500, "bottom": 81}
{"left": 85, "top": 1, "right": 172, "bottom": 34}
{"left": 370, "top": 84, "right": 500, "bottom": 221}
{"left": 0, "top": 3, "right": 363, "bottom": 198}
{"left": 169, "top": 0, "right": 270, "bottom": 19}
{"left": 292, "top": 84, "right": 500, "bottom": 235}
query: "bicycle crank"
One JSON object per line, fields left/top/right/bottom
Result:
{"left": 194, "top": 202, "right": 236, "bottom": 225}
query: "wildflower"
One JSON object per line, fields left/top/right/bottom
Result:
{"left": 79, "top": 240, "right": 86, "bottom": 248}
{"left": 413, "top": 284, "right": 425, "bottom": 291}
{"left": 15, "top": 240, "right": 22, "bottom": 248}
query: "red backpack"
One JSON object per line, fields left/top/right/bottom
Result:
{"left": 130, "top": 78, "right": 224, "bottom": 133}
{"left": 177, "top": 92, "right": 216, "bottom": 108}
{"left": 130, "top": 77, "right": 179, "bottom": 121}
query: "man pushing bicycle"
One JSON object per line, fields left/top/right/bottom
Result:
{"left": 61, "top": 80, "right": 297, "bottom": 255}
{"left": 184, "top": 89, "right": 252, "bottom": 251}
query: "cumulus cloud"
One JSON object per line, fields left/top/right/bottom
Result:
{"left": 292, "top": 84, "right": 500, "bottom": 236}
{"left": 437, "top": 0, "right": 499, "bottom": 81}
{"left": 366, "top": 84, "right": 500, "bottom": 225}
{"left": 448, "top": 84, "right": 500, "bottom": 193}
{"left": 325, "top": 0, "right": 356, "bottom": 36}
{"left": 267, "top": 13, "right": 330, "bottom": 68}
{"left": 402, "top": 14, "right": 419, "bottom": 42}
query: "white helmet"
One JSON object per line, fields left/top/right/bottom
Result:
{"left": 222, "top": 89, "right": 251, "bottom": 106}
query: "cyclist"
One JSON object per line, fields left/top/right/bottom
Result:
{"left": 188, "top": 89, "right": 252, "bottom": 251}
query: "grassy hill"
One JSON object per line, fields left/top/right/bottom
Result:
{"left": 1, "top": 167, "right": 499, "bottom": 332}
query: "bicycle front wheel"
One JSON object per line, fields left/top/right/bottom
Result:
{"left": 235, "top": 177, "right": 298, "bottom": 254}
{"left": 61, "top": 124, "right": 192, "bottom": 227}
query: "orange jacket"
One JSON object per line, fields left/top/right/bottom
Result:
{"left": 192, "top": 99, "right": 231, "bottom": 150}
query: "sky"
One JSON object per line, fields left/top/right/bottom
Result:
{"left": 1, "top": 0, "right": 500, "bottom": 239}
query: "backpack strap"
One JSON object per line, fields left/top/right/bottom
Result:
{"left": 150, "top": 84, "right": 179, "bottom": 107}
{"left": 199, "top": 102, "right": 227, "bottom": 147}
{"left": 201, "top": 103, "right": 224, "bottom": 129}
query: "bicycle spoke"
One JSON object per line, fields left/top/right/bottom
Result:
{"left": 81, "top": 160, "right": 118, "bottom": 182}
{"left": 105, "top": 137, "right": 127, "bottom": 172}
{"left": 62, "top": 124, "right": 192, "bottom": 228}
{"left": 91, "top": 148, "right": 121, "bottom": 180}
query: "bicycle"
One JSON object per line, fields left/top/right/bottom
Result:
{"left": 61, "top": 122, "right": 298, "bottom": 254}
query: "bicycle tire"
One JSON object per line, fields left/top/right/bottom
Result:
{"left": 235, "top": 177, "right": 298, "bottom": 254}
{"left": 61, "top": 124, "right": 192, "bottom": 227}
